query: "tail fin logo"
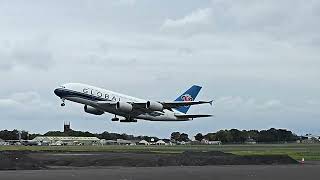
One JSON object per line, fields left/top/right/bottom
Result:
{"left": 181, "top": 94, "right": 193, "bottom": 101}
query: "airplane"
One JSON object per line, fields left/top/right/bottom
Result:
{"left": 54, "top": 83, "right": 213, "bottom": 122}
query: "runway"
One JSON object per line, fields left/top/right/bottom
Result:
{"left": 0, "top": 164, "right": 319, "bottom": 180}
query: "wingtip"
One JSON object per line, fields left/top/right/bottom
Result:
{"left": 209, "top": 100, "right": 213, "bottom": 106}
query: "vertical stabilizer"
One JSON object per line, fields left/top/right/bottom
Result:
{"left": 174, "top": 85, "right": 202, "bottom": 114}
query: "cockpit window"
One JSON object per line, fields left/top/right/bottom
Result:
{"left": 60, "top": 85, "right": 66, "bottom": 88}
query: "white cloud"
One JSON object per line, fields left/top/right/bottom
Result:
{"left": 259, "top": 100, "right": 282, "bottom": 110}
{"left": 161, "top": 8, "right": 212, "bottom": 29}
{"left": 0, "top": 99, "right": 19, "bottom": 107}
{"left": 160, "top": 0, "right": 320, "bottom": 41}
{"left": 0, "top": 37, "right": 53, "bottom": 71}
{"left": 216, "top": 96, "right": 284, "bottom": 112}
{"left": 117, "top": 0, "right": 137, "bottom": 6}
{"left": 306, "top": 100, "right": 320, "bottom": 106}
{"left": 0, "top": 91, "right": 43, "bottom": 108}
{"left": 11, "top": 91, "right": 41, "bottom": 104}
{"left": 0, "top": 90, "right": 85, "bottom": 125}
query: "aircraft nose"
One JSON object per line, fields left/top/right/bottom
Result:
{"left": 54, "top": 88, "right": 64, "bottom": 97}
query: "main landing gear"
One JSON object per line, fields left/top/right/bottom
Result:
{"left": 60, "top": 98, "right": 65, "bottom": 107}
{"left": 111, "top": 115, "right": 119, "bottom": 121}
{"left": 119, "top": 116, "right": 137, "bottom": 123}
{"left": 120, "top": 118, "right": 137, "bottom": 123}
{"left": 111, "top": 115, "right": 137, "bottom": 122}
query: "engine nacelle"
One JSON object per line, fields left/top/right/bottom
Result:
{"left": 146, "top": 101, "right": 163, "bottom": 111}
{"left": 84, "top": 105, "right": 104, "bottom": 115}
{"left": 116, "top": 102, "right": 133, "bottom": 112}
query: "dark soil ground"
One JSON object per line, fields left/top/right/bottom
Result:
{"left": 0, "top": 151, "right": 298, "bottom": 170}
{"left": 1, "top": 165, "right": 319, "bottom": 180}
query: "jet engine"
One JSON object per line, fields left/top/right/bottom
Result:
{"left": 146, "top": 101, "right": 163, "bottom": 111}
{"left": 84, "top": 105, "right": 104, "bottom": 115}
{"left": 116, "top": 102, "right": 133, "bottom": 112}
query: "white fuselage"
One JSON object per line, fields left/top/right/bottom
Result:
{"left": 54, "top": 83, "right": 188, "bottom": 121}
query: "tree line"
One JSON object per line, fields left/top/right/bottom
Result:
{"left": 0, "top": 128, "right": 299, "bottom": 143}
{"left": 192, "top": 128, "right": 299, "bottom": 143}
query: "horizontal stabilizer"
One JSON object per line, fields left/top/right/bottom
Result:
{"left": 163, "top": 100, "right": 213, "bottom": 109}
{"left": 175, "top": 114, "right": 212, "bottom": 119}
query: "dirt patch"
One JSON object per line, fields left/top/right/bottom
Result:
{"left": 0, "top": 151, "right": 298, "bottom": 170}
{"left": 0, "top": 151, "right": 46, "bottom": 170}
{"left": 178, "top": 151, "right": 298, "bottom": 165}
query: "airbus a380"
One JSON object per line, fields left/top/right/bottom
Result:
{"left": 54, "top": 83, "right": 213, "bottom": 122}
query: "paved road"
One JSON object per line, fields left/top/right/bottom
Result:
{"left": 0, "top": 164, "right": 319, "bottom": 180}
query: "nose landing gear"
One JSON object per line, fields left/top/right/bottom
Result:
{"left": 60, "top": 98, "right": 65, "bottom": 107}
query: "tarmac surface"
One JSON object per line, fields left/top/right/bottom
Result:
{"left": 0, "top": 164, "right": 319, "bottom": 180}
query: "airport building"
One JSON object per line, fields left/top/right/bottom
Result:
{"left": 32, "top": 136, "right": 100, "bottom": 146}
{"left": 100, "top": 139, "right": 136, "bottom": 146}
{"left": 138, "top": 140, "right": 150, "bottom": 145}
{"left": 155, "top": 140, "right": 166, "bottom": 145}
{"left": 201, "top": 139, "right": 222, "bottom": 145}
{"left": 100, "top": 139, "right": 117, "bottom": 145}
{"left": 0, "top": 138, "right": 9, "bottom": 146}
{"left": 115, "top": 139, "right": 136, "bottom": 145}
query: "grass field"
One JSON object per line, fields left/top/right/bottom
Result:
{"left": 0, "top": 144, "right": 319, "bottom": 161}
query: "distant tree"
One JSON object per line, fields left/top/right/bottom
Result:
{"left": 258, "top": 128, "right": 277, "bottom": 142}
{"left": 229, "top": 129, "right": 246, "bottom": 143}
{"left": 44, "top": 130, "right": 95, "bottom": 137}
{"left": 171, "top": 132, "right": 181, "bottom": 141}
{"left": 44, "top": 131, "right": 65, "bottom": 137}
{"left": 255, "top": 128, "right": 298, "bottom": 143}
{"left": 97, "top": 131, "right": 112, "bottom": 140}
{"left": 28, "top": 133, "right": 42, "bottom": 140}
{"left": 276, "top": 129, "right": 298, "bottom": 142}
{"left": 108, "top": 132, "right": 122, "bottom": 140}
{"left": 118, "top": 133, "right": 136, "bottom": 140}
{"left": 215, "top": 130, "right": 232, "bottom": 143}
{"left": 178, "top": 133, "right": 189, "bottom": 142}
{"left": 194, "top": 133, "right": 204, "bottom": 141}
{"left": 204, "top": 133, "right": 217, "bottom": 141}
{"left": 0, "top": 129, "right": 29, "bottom": 140}
{"left": 247, "top": 130, "right": 259, "bottom": 141}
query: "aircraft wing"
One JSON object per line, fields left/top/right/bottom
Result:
{"left": 96, "top": 100, "right": 213, "bottom": 112}
{"left": 97, "top": 101, "right": 147, "bottom": 109}
{"left": 96, "top": 101, "right": 117, "bottom": 108}
{"left": 131, "top": 100, "right": 213, "bottom": 112}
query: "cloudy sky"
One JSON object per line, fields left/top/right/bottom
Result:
{"left": 0, "top": 0, "right": 319, "bottom": 138}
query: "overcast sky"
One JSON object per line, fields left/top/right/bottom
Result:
{"left": 0, "top": 0, "right": 319, "bottom": 138}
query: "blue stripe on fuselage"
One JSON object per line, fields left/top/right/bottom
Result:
{"left": 54, "top": 88, "right": 109, "bottom": 102}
